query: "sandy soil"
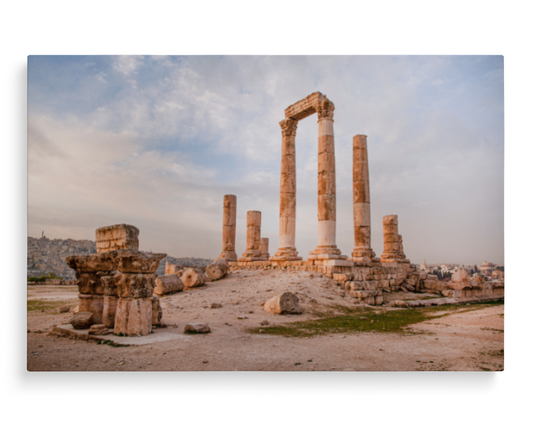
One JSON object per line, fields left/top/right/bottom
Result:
{"left": 27, "top": 269, "right": 504, "bottom": 372}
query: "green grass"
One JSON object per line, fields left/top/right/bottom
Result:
{"left": 27, "top": 300, "right": 73, "bottom": 313}
{"left": 247, "top": 301, "right": 504, "bottom": 338}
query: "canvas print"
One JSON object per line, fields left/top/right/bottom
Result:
{"left": 27, "top": 55, "right": 504, "bottom": 371}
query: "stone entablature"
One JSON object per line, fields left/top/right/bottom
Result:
{"left": 96, "top": 224, "right": 139, "bottom": 253}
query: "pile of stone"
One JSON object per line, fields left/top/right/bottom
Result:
{"left": 66, "top": 224, "right": 166, "bottom": 336}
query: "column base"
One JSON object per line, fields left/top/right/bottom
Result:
{"left": 271, "top": 247, "right": 302, "bottom": 261}
{"left": 308, "top": 246, "right": 347, "bottom": 261}
{"left": 218, "top": 251, "right": 238, "bottom": 260}
{"left": 350, "top": 248, "right": 379, "bottom": 263}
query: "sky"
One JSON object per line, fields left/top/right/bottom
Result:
{"left": 27, "top": 55, "right": 504, "bottom": 265}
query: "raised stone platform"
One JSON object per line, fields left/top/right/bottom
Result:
{"left": 49, "top": 324, "right": 189, "bottom": 346}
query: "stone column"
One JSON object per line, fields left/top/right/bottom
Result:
{"left": 261, "top": 238, "right": 270, "bottom": 259}
{"left": 240, "top": 211, "right": 265, "bottom": 260}
{"left": 351, "top": 135, "right": 378, "bottom": 262}
{"left": 273, "top": 119, "right": 301, "bottom": 260}
{"left": 309, "top": 98, "right": 342, "bottom": 259}
{"left": 218, "top": 194, "right": 237, "bottom": 260}
{"left": 381, "top": 215, "right": 401, "bottom": 263}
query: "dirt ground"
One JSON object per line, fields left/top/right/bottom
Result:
{"left": 27, "top": 269, "right": 504, "bottom": 372}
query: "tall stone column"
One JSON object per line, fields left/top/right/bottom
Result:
{"left": 218, "top": 194, "right": 237, "bottom": 260}
{"left": 309, "top": 98, "right": 342, "bottom": 259}
{"left": 240, "top": 211, "right": 265, "bottom": 260}
{"left": 381, "top": 215, "right": 401, "bottom": 263}
{"left": 261, "top": 238, "right": 270, "bottom": 259}
{"left": 351, "top": 135, "right": 378, "bottom": 262}
{"left": 273, "top": 118, "right": 301, "bottom": 261}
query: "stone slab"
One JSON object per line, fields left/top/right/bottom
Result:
{"left": 50, "top": 324, "right": 190, "bottom": 346}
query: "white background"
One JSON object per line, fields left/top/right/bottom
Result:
{"left": 2, "top": 1, "right": 530, "bottom": 425}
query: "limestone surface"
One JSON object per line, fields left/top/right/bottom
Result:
{"left": 115, "top": 250, "right": 166, "bottom": 274}
{"left": 95, "top": 224, "right": 139, "bottom": 253}
{"left": 78, "top": 294, "right": 104, "bottom": 324}
{"left": 88, "top": 324, "right": 110, "bottom": 335}
{"left": 70, "top": 312, "right": 93, "bottom": 329}
{"left": 263, "top": 292, "right": 302, "bottom": 315}
{"left": 182, "top": 268, "right": 206, "bottom": 288}
{"left": 114, "top": 273, "right": 156, "bottom": 298}
{"left": 114, "top": 297, "right": 152, "bottom": 336}
{"left": 153, "top": 274, "right": 184, "bottom": 296}
{"left": 66, "top": 252, "right": 117, "bottom": 272}
{"left": 184, "top": 323, "right": 211, "bottom": 334}
{"left": 206, "top": 259, "right": 229, "bottom": 281}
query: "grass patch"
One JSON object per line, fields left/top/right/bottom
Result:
{"left": 247, "top": 301, "right": 504, "bottom": 338}
{"left": 27, "top": 300, "right": 72, "bottom": 313}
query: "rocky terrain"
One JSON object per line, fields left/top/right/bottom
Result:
{"left": 27, "top": 268, "right": 504, "bottom": 372}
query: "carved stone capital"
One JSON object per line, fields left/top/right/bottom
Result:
{"left": 280, "top": 118, "right": 298, "bottom": 137}
{"left": 316, "top": 98, "right": 335, "bottom": 119}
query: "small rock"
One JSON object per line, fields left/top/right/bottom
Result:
{"left": 58, "top": 306, "right": 71, "bottom": 313}
{"left": 248, "top": 310, "right": 254, "bottom": 314}
{"left": 259, "top": 329, "right": 264, "bottom": 333}
{"left": 70, "top": 312, "right": 93, "bottom": 330}
{"left": 184, "top": 323, "right": 211, "bottom": 334}
{"left": 203, "top": 360, "right": 209, "bottom": 364}
{"left": 88, "top": 324, "right": 110, "bottom": 335}
{"left": 260, "top": 320, "right": 269, "bottom": 326}
{"left": 211, "top": 303, "right": 222, "bottom": 309}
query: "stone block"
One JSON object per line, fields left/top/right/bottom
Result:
{"left": 154, "top": 274, "right": 184, "bottom": 296}
{"left": 114, "top": 297, "right": 152, "bottom": 336}
{"left": 115, "top": 273, "right": 156, "bottom": 298}
{"left": 184, "top": 323, "right": 211, "bottom": 334}
{"left": 182, "top": 268, "right": 206, "bottom": 288}
{"left": 75, "top": 271, "right": 114, "bottom": 295}
{"left": 96, "top": 224, "right": 139, "bottom": 253}
{"left": 115, "top": 250, "right": 166, "bottom": 274}
{"left": 152, "top": 296, "right": 162, "bottom": 326}
{"left": 102, "top": 295, "right": 118, "bottom": 328}
{"left": 78, "top": 294, "right": 104, "bottom": 324}
{"left": 66, "top": 252, "right": 118, "bottom": 272}
{"left": 70, "top": 312, "right": 94, "bottom": 330}
{"left": 264, "top": 292, "right": 302, "bottom": 315}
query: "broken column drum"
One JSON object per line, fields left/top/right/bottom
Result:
{"left": 380, "top": 215, "right": 409, "bottom": 263}
{"left": 240, "top": 211, "right": 265, "bottom": 260}
{"left": 218, "top": 194, "right": 238, "bottom": 260}
{"left": 272, "top": 92, "right": 344, "bottom": 261}
{"left": 351, "top": 135, "right": 378, "bottom": 262}
{"left": 261, "top": 238, "right": 270, "bottom": 259}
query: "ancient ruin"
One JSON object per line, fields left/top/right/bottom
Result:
{"left": 351, "top": 135, "right": 379, "bottom": 263}
{"left": 239, "top": 211, "right": 267, "bottom": 261}
{"left": 218, "top": 194, "right": 238, "bottom": 260}
{"left": 66, "top": 224, "right": 166, "bottom": 336}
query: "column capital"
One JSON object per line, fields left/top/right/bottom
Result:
{"left": 316, "top": 98, "right": 335, "bottom": 120}
{"left": 279, "top": 118, "right": 298, "bottom": 137}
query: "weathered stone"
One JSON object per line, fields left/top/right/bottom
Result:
{"left": 95, "top": 224, "right": 139, "bottom": 253}
{"left": 115, "top": 273, "right": 156, "bottom": 298}
{"left": 402, "top": 283, "right": 415, "bottom": 292}
{"left": 165, "top": 262, "right": 177, "bottom": 275}
{"left": 206, "top": 258, "right": 229, "bottom": 280}
{"left": 152, "top": 296, "right": 162, "bottom": 326}
{"left": 260, "top": 238, "right": 270, "bottom": 259}
{"left": 70, "top": 312, "right": 93, "bottom": 329}
{"left": 75, "top": 271, "right": 114, "bottom": 295}
{"left": 184, "top": 323, "right": 211, "bottom": 334}
{"left": 153, "top": 274, "right": 184, "bottom": 295}
{"left": 211, "top": 303, "right": 222, "bottom": 309}
{"left": 115, "top": 250, "right": 166, "bottom": 274}
{"left": 114, "top": 297, "right": 152, "bottom": 336}
{"left": 263, "top": 292, "right": 302, "bottom": 315}
{"left": 78, "top": 294, "right": 104, "bottom": 324}
{"left": 219, "top": 194, "right": 238, "bottom": 260}
{"left": 88, "top": 324, "right": 110, "bottom": 335}
{"left": 102, "top": 295, "right": 118, "bottom": 328}
{"left": 182, "top": 268, "right": 206, "bottom": 288}
{"left": 66, "top": 252, "right": 118, "bottom": 272}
